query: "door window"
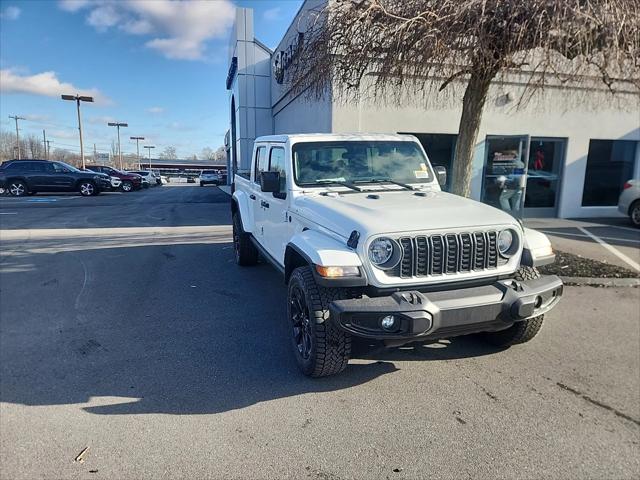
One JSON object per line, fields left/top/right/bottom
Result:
{"left": 481, "top": 136, "right": 529, "bottom": 219}
{"left": 253, "top": 146, "right": 267, "bottom": 184}
{"left": 524, "top": 138, "right": 565, "bottom": 212}
{"left": 52, "top": 163, "right": 72, "bottom": 173}
{"left": 269, "top": 147, "right": 286, "bottom": 195}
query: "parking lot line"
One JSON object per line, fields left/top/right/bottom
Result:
{"left": 0, "top": 212, "right": 17, "bottom": 215}
{"left": 578, "top": 226, "right": 640, "bottom": 272}
{"left": 539, "top": 229, "right": 640, "bottom": 245}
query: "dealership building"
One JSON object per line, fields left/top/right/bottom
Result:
{"left": 226, "top": 1, "right": 640, "bottom": 218}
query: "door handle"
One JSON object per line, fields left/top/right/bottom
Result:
{"left": 249, "top": 194, "right": 256, "bottom": 200}
{"left": 261, "top": 200, "right": 270, "bottom": 208}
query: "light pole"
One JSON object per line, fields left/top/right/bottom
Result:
{"left": 144, "top": 145, "right": 155, "bottom": 170}
{"left": 61, "top": 95, "right": 93, "bottom": 169}
{"left": 8, "top": 115, "right": 24, "bottom": 159}
{"left": 108, "top": 122, "right": 128, "bottom": 170}
{"left": 130, "top": 136, "right": 145, "bottom": 169}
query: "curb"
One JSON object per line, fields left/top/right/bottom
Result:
{"left": 560, "top": 276, "right": 640, "bottom": 287}
{"left": 219, "top": 185, "right": 232, "bottom": 196}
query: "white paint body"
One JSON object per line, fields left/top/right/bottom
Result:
{"left": 234, "top": 133, "right": 553, "bottom": 288}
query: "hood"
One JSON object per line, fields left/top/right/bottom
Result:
{"left": 292, "top": 189, "right": 519, "bottom": 239}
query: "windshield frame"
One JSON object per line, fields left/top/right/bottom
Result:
{"left": 291, "top": 140, "right": 434, "bottom": 188}
{"left": 54, "top": 161, "right": 82, "bottom": 173}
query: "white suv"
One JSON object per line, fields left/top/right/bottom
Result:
{"left": 232, "top": 134, "right": 562, "bottom": 377}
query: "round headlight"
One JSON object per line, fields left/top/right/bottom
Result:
{"left": 368, "top": 237, "right": 394, "bottom": 266}
{"left": 498, "top": 229, "right": 515, "bottom": 255}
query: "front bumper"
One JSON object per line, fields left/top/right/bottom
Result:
{"left": 329, "top": 275, "right": 563, "bottom": 342}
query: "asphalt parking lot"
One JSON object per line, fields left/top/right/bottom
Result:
{"left": 1, "top": 185, "right": 639, "bottom": 479}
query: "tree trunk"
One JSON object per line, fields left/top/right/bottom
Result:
{"left": 451, "top": 69, "right": 497, "bottom": 197}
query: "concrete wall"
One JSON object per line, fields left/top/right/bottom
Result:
{"left": 228, "top": 8, "right": 273, "bottom": 173}
{"left": 331, "top": 77, "right": 640, "bottom": 218}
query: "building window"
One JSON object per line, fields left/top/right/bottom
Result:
{"left": 400, "top": 133, "right": 457, "bottom": 191}
{"left": 582, "top": 140, "right": 638, "bottom": 206}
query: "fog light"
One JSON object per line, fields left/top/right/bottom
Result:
{"left": 380, "top": 315, "right": 397, "bottom": 331}
{"left": 534, "top": 296, "right": 543, "bottom": 308}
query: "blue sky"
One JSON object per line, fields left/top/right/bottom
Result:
{"left": 0, "top": 0, "right": 302, "bottom": 158}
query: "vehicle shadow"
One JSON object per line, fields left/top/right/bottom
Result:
{"left": 0, "top": 239, "right": 505, "bottom": 416}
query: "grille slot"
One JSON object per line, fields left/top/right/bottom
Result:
{"left": 389, "top": 231, "right": 501, "bottom": 278}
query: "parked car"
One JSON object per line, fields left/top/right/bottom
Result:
{"left": 0, "top": 159, "right": 111, "bottom": 196}
{"left": 232, "top": 133, "right": 563, "bottom": 377}
{"left": 187, "top": 176, "right": 196, "bottom": 183}
{"left": 199, "top": 170, "right": 221, "bottom": 186}
{"left": 160, "top": 175, "right": 169, "bottom": 184}
{"left": 128, "top": 170, "right": 157, "bottom": 188}
{"left": 618, "top": 179, "right": 640, "bottom": 227}
{"left": 85, "top": 165, "right": 142, "bottom": 192}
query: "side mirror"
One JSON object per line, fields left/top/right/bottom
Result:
{"left": 434, "top": 165, "right": 447, "bottom": 187}
{"left": 260, "top": 171, "right": 280, "bottom": 193}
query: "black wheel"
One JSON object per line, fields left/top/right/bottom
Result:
{"left": 79, "top": 181, "right": 95, "bottom": 196}
{"left": 480, "top": 266, "right": 544, "bottom": 347}
{"left": 200, "top": 182, "right": 204, "bottom": 187}
{"left": 121, "top": 181, "right": 133, "bottom": 192}
{"left": 288, "top": 266, "right": 352, "bottom": 377}
{"left": 630, "top": 201, "right": 640, "bottom": 227}
{"left": 8, "top": 181, "right": 27, "bottom": 197}
{"left": 232, "top": 212, "right": 258, "bottom": 266}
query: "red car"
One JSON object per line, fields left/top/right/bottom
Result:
{"left": 86, "top": 165, "right": 142, "bottom": 192}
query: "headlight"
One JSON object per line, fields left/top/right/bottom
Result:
{"left": 368, "top": 237, "right": 401, "bottom": 269}
{"left": 498, "top": 229, "right": 517, "bottom": 256}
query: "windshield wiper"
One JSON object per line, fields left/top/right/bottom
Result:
{"left": 313, "top": 180, "right": 362, "bottom": 192}
{"left": 352, "top": 178, "right": 418, "bottom": 190}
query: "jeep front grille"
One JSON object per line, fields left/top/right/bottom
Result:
{"left": 390, "top": 231, "right": 503, "bottom": 278}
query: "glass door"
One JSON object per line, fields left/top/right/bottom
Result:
{"left": 524, "top": 138, "right": 565, "bottom": 217}
{"left": 481, "top": 135, "right": 530, "bottom": 219}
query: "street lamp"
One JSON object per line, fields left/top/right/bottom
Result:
{"left": 108, "top": 122, "right": 128, "bottom": 170}
{"left": 61, "top": 95, "right": 93, "bottom": 169}
{"left": 130, "top": 136, "right": 145, "bottom": 169}
{"left": 144, "top": 145, "right": 155, "bottom": 170}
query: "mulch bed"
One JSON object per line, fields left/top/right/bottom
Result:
{"left": 539, "top": 251, "right": 639, "bottom": 279}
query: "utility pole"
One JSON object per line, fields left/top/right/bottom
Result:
{"left": 46, "top": 140, "right": 53, "bottom": 160}
{"left": 42, "top": 129, "right": 47, "bottom": 159}
{"left": 93, "top": 143, "right": 97, "bottom": 163}
{"left": 61, "top": 95, "right": 94, "bottom": 169}
{"left": 144, "top": 145, "right": 155, "bottom": 170}
{"left": 130, "top": 136, "right": 145, "bottom": 169}
{"left": 108, "top": 122, "right": 128, "bottom": 170}
{"left": 8, "top": 115, "right": 24, "bottom": 159}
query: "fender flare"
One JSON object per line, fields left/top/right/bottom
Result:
{"left": 231, "top": 190, "right": 253, "bottom": 233}
{"left": 285, "top": 230, "right": 365, "bottom": 285}
{"left": 521, "top": 227, "right": 555, "bottom": 267}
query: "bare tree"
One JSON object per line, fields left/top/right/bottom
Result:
{"left": 288, "top": 0, "right": 640, "bottom": 196}
{"left": 200, "top": 147, "right": 215, "bottom": 160}
{"left": 159, "top": 146, "right": 178, "bottom": 160}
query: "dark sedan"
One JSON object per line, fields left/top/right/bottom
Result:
{"left": 0, "top": 159, "right": 111, "bottom": 196}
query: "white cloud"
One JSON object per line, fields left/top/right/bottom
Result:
{"left": 1, "top": 6, "right": 21, "bottom": 20}
{"left": 57, "top": 0, "right": 235, "bottom": 61}
{"left": 87, "top": 115, "right": 116, "bottom": 125}
{"left": 146, "top": 106, "right": 164, "bottom": 114}
{"left": 263, "top": 7, "right": 281, "bottom": 22}
{"left": 58, "top": 0, "right": 90, "bottom": 12}
{"left": 0, "top": 69, "right": 111, "bottom": 105}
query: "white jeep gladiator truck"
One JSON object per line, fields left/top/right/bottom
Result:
{"left": 232, "top": 133, "right": 563, "bottom": 377}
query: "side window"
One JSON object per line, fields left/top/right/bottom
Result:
{"left": 269, "top": 147, "right": 287, "bottom": 196}
{"left": 253, "top": 146, "right": 267, "bottom": 184}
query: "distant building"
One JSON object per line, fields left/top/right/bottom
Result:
{"left": 226, "top": 1, "right": 640, "bottom": 218}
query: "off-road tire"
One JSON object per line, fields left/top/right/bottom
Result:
{"left": 630, "top": 200, "right": 640, "bottom": 227}
{"left": 232, "top": 212, "right": 258, "bottom": 266}
{"left": 200, "top": 182, "right": 204, "bottom": 187}
{"left": 288, "top": 266, "right": 352, "bottom": 377}
{"left": 480, "top": 266, "right": 544, "bottom": 346}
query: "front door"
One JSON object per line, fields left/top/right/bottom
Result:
{"left": 50, "top": 162, "right": 76, "bottom": 190}
{"left": 481, "top": 135, "right": 530, "bottom": 219}
{"left": 260, "top": 146, "right": 290, "bottom": 263}
{"left": 523, "top": 138, "right": 565, "bottom": 217}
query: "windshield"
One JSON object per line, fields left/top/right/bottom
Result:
{"left": 293, "top": 141, "right": 433, "bottom": 187}
{"left": 202, "top": 170, "right": 216, "bottom": 175}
